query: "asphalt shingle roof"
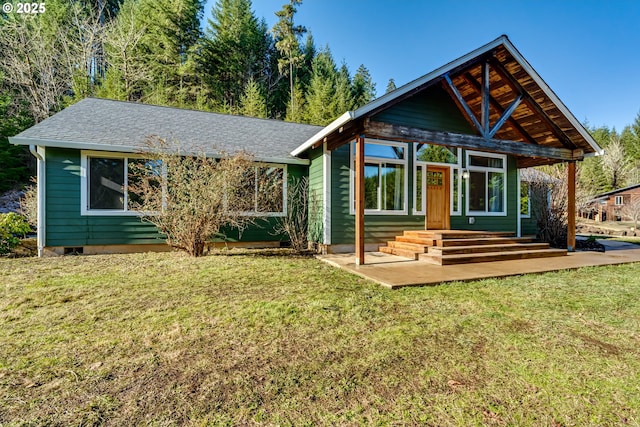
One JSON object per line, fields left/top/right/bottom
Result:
{"left": 11, "top": 98, "right": 323, "bottom": 163}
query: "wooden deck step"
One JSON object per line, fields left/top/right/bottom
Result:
{"left": 379, "top": 246, "right": 420, "bottom": 260}
{"left": 436, "top": 236, "right": 536, "bottom": 247}
{"left": 386, "top": 241, "right": 430, "bottom": 253}
{"left": 419, "top": 248, "right": 568, "bottom": 265}
{"left": 429, "top": 243, "right": 548, "bottom": 255}
{"left": 404, "top": 230, "right": 515, "bottom": 240}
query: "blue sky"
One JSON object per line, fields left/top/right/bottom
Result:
{"left": 203, "top": 0, "right": 640, "bottom": 131}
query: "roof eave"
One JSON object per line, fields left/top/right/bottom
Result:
{"left": 10, "top": 136, "right": 310, "bottom": 166}
{"left": 290, "top": 111, "right": 355, "bottom": 156}
{"left": 500, "top": 39, "right": 604, "bottom": 156}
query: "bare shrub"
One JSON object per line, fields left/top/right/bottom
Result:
{"left": 522, "top": 166, "right": 568, "bottom": 248}
{"left": 272, "top": 176, "right": 320, "bottom": 253}
{"left": 19, "top": 178, "right": 38, "bottom": 227}
{"left": 129, "top": 138, "right": 259, "bottom": 257}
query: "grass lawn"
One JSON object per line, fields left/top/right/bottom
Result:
{"left": 1, "top": 251, "right": 639, "bottom": 426}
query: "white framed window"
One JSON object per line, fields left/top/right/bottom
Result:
{"left": 81, "top": 151, "right": 162, "bottom": 216}
{"left": 240, "top": 164, "right": 288, "bottom": 217}
{"left": 413, "top": 143, "right": 462, "bottom": 216}
{"left": 350, "top": 139, "right": 408, "bottom": 215}
{"left": 615, "top": 195, "right": 624, "bottom": 206}
{"left": 465, "top": 151, "right": 507, "bottom": 216}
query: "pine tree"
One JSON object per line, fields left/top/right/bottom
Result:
{"left": 273, "top": 0, "right": 306, "bottom": 121}
{"left": 352, "top": 64, "right": 376, "bottom": 108}
{"left": 240, "top": 78, "right": 267, "bottom": 118}
{"left": 285, "top": 83, "right": 306, "bottom": 123}
{"left": 304, "top": 47, "right": 339, "bottom": 125}
{"left": 385, "top": 78, "right": 397, "bottom": 94}
{"left": 200, "top": 0, "right": 270, "bottom": 112}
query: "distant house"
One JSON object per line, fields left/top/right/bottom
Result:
{"left": 10, "top": 35, "right": 603, "bottom": 262}
{"left": 588, "top": 184, "right": 640, "bottom": 222}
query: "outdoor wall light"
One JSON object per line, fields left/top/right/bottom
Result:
{"left": 461, "top": 169, "right": 470, "bottom": 179}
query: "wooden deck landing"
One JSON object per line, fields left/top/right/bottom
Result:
{"left": 379, "top": 230, "right": 567, "bottom": 265}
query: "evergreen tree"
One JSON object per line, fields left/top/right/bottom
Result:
{"left": 334, "top": 63, "right": 353, "bottom": 115}
{"left": 385, "top": 78, "right": 397, "bottom": 94}
{"left": 200, "top": 0, "right": 270, "bottom": 112}
{"left": 100, "top": 0, "right": 205, "bottom": 107}
{"left": 240, "top": 78, "right": 267, "bottom": 118}
{"left": 352, "top": 64, "right": 376, "bottom": 108}
{"left": 273, "top": 0, "right": 306, "bottom": 121}
{"left": 285, "top": 83, "right": 306, "bottom": 123}
{"left": 304, "top": 47, "right": 339, "bottom": 125}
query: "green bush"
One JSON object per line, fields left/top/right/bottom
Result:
{"left": 0, "top": 212, "right": 31, "bottom": 254}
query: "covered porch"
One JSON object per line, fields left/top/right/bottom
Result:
{"left": 293, "top": 36, "right": 603, "bottom": 265}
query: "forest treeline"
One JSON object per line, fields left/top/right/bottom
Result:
{"left": 1, "top": 0, "right": 640, "bottom": 199}
{"left": 0, "top": 0, "right": 377, "bottom": 191}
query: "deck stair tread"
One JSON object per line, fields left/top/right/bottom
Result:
{"left": 419, "top": 248, "right": 568, "bottom": 265}
{"left": 379, "top": 229, "right": 567, "bottom": 266}
{"left": 428, "top": 242, "right": 550, "bottom": 255}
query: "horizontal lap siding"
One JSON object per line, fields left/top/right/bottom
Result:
{"left": 372, "top": 85, "right": 476, "bottom": 134}
{"left": 308, "top": 146, "right": 324, "bottom": 243}
{"left": 45, "top": 148, "right": 307, "bottom": 247}
{"left": 45, "top": 148, "right": 162, "bottom": 247}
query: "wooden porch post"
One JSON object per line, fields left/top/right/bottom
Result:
{"left": 355, "top": 135, "right": 365, "bottom": 265}
{"left": 567, "top": 161, "right": 576, "bottom": 252}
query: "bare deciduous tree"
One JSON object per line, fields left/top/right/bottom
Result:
{"left": 129, "top": 138, "right": 260, "bottom": 257}
{"left": 522, "top": 166, "right": 568, "bottom": 248}
{"left": 620, "top": 195, "right": 640, "bottom": 230}
{"left": 601, "top": 134, "right": 631, "bottom": 190}
{"left": 0, "top": 3, "right": 104, "bottom": 122}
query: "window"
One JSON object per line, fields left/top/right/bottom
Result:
{"left": 520, "top": 181, "right": 530, "bottom": 218}
{"left": 466, "top": 151, "right": 507, "bottom": 215}
{"left": 81, "top": 152, "right": 162, "bottom": 215}
{"left": 243, "top": 165, "right": 286, "bottom": 216}
{"left": 615, "top": 195, "right": 624, "bottom": 206}
{"left": 351, "top": 140, "right": 407, "bottom": 215}
{"left": 414, "top": 143, "right": 461, "bottom": 215}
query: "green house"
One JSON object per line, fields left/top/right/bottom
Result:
{"left": 10, "top": 36, "right": 602, "bottom": 260}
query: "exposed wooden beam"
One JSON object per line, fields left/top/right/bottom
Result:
{"left": 488, "top": 57, "right": 575, "bottom": 149}
{"left": 355, "top": 135, "right": 365, "bottom": 265}
{"left": 460, "top": 72, "right": 535, "bottom": 144}
{"left": 364, "top": 120, "right": 581, "bottom": 161}
{"left": 443, "top": 73, "right": 484, "bottom": 136}
{"left": 488, "top": 94, "right": 522, "bottom": 138}
{"left": 482, "top": 61, "right": 490, "bottom": 135}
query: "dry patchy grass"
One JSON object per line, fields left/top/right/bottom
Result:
{"left": 1, "top": 251, "right": 640, "bottom": 426}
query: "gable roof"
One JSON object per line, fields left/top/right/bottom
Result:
{"left": 592, "top": 183, "right": 640, "bottom": 200}
{"left": 291, "top": 35, "right": 603, "bottom": 167}
{"left": 10, "top": 98, "right": 322, "bottom": 165}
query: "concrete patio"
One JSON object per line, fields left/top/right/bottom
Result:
{"left": 318, "top": 239, "right": 640, "bottom": 289}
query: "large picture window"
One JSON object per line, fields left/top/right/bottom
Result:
{"left": 82, "top": 152, "right": 162, "bottom": 215}
{"left": 351, "top": 140, "right": 407, "bottom": 215}
{"left": 466, "top": 151, "right": 507, "bottom": 216}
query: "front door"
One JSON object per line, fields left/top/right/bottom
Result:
{"left": 426, "top": 166, "right": 450, "bottom": 230}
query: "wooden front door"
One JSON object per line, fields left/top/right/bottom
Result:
{"left": 426, "top": 166, "right": 450, "bottom": 230}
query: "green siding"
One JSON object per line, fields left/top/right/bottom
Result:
{"left": 45, "top": 147, "right": 162, "bottom": 247}
{"left": 330, "top": 144, "right": 423, "bottom": 246}
{"left": 329, "top": 144, "right": 520, "bottom": 246}
{"left": 308, "top": 146, "right": 324, "bottom": 243}
{"left": 372, "top": 85, "right": 476, "bottom": 134}
{"left": 44, "top": 147, "right": 307, "bottom": 247}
